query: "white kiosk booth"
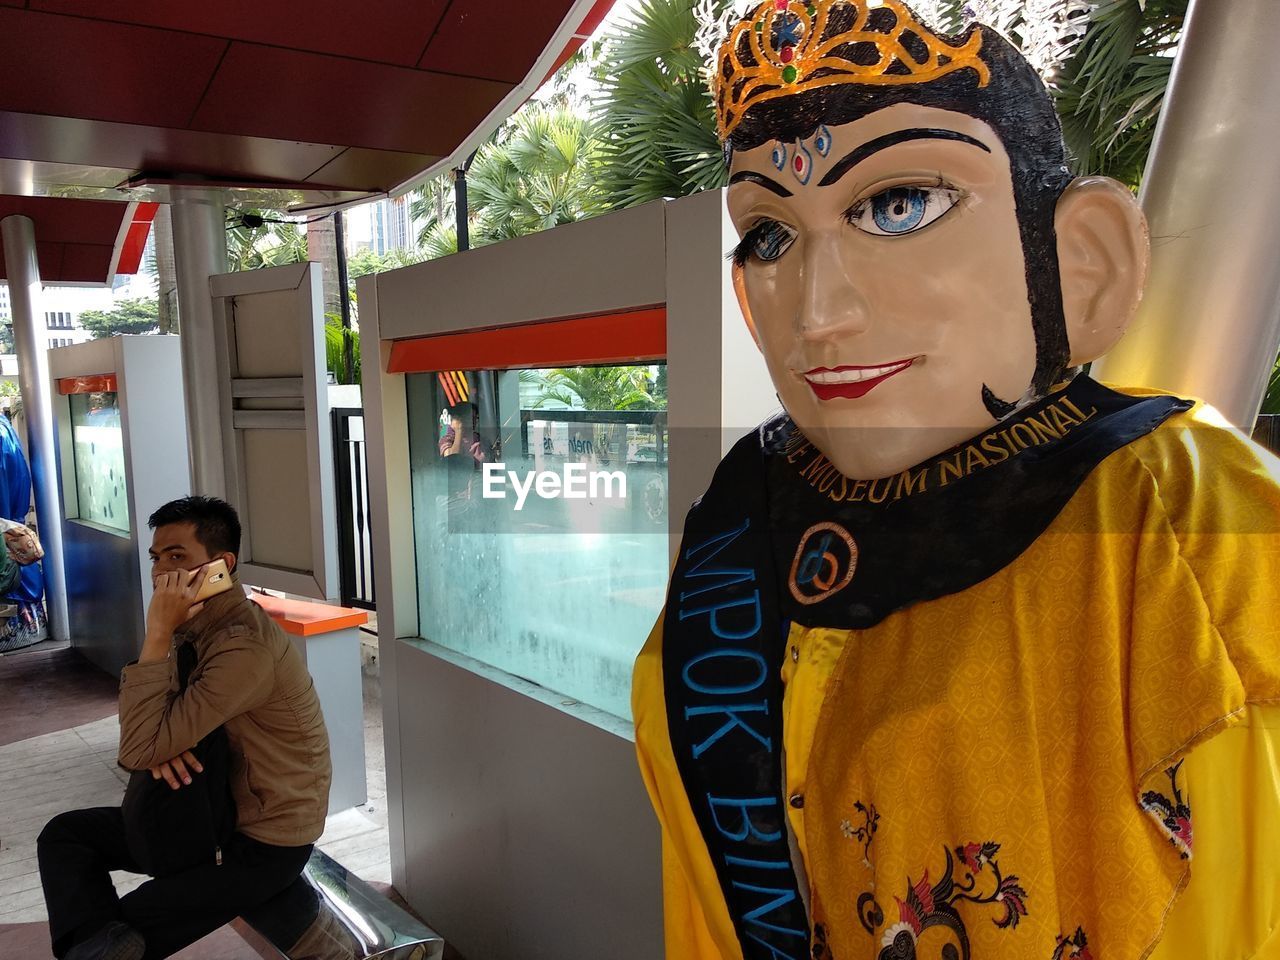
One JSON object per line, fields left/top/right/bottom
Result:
{"left": 50, "top": 335, "right": 189, "bottom": 676}
{"left": 360, "top": 190, "right": 777, "bottom": 959}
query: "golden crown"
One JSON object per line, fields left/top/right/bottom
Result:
{"left": 715, "top": 0, "right": 991, "bottom": 140}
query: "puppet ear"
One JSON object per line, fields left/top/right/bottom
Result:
{"left": 731, "top": 262, "right": 764, "bottom": 352}
{"left": 1055, "top": 176, "right": 1150, "bottom": 366}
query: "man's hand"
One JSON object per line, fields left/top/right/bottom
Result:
{"left": 150, "top": 749, "right": 203, "bottom": 790}
{"left": 138, "top": 568, "right": 207, "bottom": 663}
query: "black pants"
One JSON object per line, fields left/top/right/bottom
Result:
{"left": 38, "top": 806, "right": 312, "bottom": 960}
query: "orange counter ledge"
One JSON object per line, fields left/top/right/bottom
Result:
{"left": 250, "top": 593, "right": 369, "bottom": 637}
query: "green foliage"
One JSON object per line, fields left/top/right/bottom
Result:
{"left": 1262, "top": 356, "right": 1280, "bottom": 416}
{"left": 529, "top": 366, "right": 663, "bottom": 411}
{"left": 1052, "top": 0, "right": 1188, "bottom": 186}
{"left": 0, "top": 323, "right": 12, "bottom": 354}
{"left": 408, "top": 101, "right": 601, "bottom": 254}
{"left": 419, "top": 223, "right": 459, "bottom": 261}
{"left": 79, "top": 299, "right": 160, "bottom": 338}
{"left": 323, "top": 313, "right": 362, "bottom": 386}
{"left": 225, "top": 210, "right": 309, "bottom": 272}
{"left": 592, "top": 0, "right": 730, "bottom": 208}
{"left": 346, "top": 248, "right": 422, "bottom": 281}
{"left": 471, "top": 104, "right": 604, "bottom": 240}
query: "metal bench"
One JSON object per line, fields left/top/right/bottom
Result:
{"left": 235, "top": 848, "right": 444, "bottom": 960}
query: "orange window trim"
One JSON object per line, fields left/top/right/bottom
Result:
{"left": 387, "top": 307, "right": 667, "bottom": 374}
{"left": 57, "top": 374, "right": 118, "bottom": 396}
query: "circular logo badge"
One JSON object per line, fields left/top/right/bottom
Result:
{"left": 788, "top": 522, "right": 858, "bottom": 605}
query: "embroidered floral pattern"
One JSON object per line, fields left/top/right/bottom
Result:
{"left": 840, "top": 800, "right": 880, "bottom": 868}
{"left": 858, "top": 842, "right": 1028, "bottom": 960}
{"left": 1051, "top": 927, "right": 1093, "bottom": 960}
{"left": 1140, "top": 759, "right": 1193, "bottom": 859}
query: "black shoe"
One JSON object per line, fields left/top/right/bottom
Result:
{"left": 64, "top": 921, "right": 145, "bottom": 960}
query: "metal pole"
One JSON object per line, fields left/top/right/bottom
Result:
{"left": 170, "top": 189, "right": 229, "bottom": 497}
{"left": 453, "top": 167, "right": 469, "bottom": 253}
{"left": 333, "top": 211, "right": 354, "bottom": 385}
{"left": 1090, "top": 0, "right": 1280, "bottom": 428}
{"left": 1, "top": 215, "right": 69, "bottom": 641}
{"left": 454, "top": 149, "right": 477, "bottom": 253}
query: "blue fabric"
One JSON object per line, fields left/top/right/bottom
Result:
{"left": 0, "top": 414, "right": 43, "bottom": 603}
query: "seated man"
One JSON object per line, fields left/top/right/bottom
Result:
{"left": 38, "top": 496, "right": 332, "bottom": 960}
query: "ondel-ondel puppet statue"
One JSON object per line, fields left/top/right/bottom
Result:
{"left": 632, "top": 2, "right": 1280, "bottom": 958}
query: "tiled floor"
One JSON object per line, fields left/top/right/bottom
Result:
{"left": 0, "top": 637, "right": 394, "bottom": 959}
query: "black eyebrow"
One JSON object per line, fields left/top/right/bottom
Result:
{"left": 728, "top": 171, "right": 794, "bottom": 198}
{"left": 149, "top": 543, "right": 185, "bottom": 557}
{"left": 817, "top": 128, "right": 991, "bottom": 187}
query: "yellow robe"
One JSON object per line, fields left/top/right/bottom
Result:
{"left": 634, "top": 395, "right": 1280, "bottom": 959}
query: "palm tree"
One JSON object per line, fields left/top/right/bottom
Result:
{"left": 406, "top": 100, "right": 602, "bottom": 256}
{"left": 409, "top": 176, "right": 455, "bottom": 250}
{"left": 469, "top": 103, "right": 603, "bottom": 241}
{"left": 531, "top": 366, "right": 662, "bottom": 411}
{"left": 1050, "top": 0, "right": 1188, "bottom": 186}
{"left": 592, "top": 0, "right": 732, "bottom": 210}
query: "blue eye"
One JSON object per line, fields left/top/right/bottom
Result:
{"left": 734, "top": 220, "right": 796, "bottom": 265}
{"left": 771, "top": 143, "right": 786, "bottom": 171}
{"left": 848, "top": 186, "right": 960, "bottom": 237}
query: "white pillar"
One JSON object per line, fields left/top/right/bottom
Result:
{"left": 1091, "top": 0, "right": 1280, "bottom": 428}
{"left": 1, "top": 215, "right": 69, "bottom": 641}
{"left": 170, "top": 189, "right": 229, "bottom": 497}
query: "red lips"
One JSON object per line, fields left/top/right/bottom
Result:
{"left": 803, "top": 359, "right": 915, "bottom": 401}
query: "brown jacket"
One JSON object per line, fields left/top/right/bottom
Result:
{"left": 118, "top": 583, "right": 332, "bottom": 847}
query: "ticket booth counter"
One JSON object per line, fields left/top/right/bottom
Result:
{"left": 252, "top": 591, "right": 369, "bottom": 811}
{"left": 360, "top": 190, "right": 777, "bottom": 959}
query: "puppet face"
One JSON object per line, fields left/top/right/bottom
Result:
{"left": 728, "top": 102, "right": 1040, "bottom": 480}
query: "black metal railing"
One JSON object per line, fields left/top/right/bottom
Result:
{"left": 332, "top": 408, "right": 375, "bottom": 610}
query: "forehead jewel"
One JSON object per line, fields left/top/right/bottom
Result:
{"left": 714, "top": 0, "right": 991, "bottom": 141}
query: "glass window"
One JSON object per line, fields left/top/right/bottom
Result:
{"left": 69, "top": 391, "right": 129, "bottom": 534}
{"left": 407, "top": 364, "right": 669, "bottom": 720}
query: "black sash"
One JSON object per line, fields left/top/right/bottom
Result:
{"left": 660, "top": 377, "right": 1190, "bottom": 960}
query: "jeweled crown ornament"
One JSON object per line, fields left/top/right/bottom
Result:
{"left": 715, "top": 0, "right": 992, "bottom": 139}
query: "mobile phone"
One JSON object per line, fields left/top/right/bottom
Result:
{"left": 189, "top": 558, "right": 234, "bottom": 602}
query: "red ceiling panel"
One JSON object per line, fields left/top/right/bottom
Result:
{"left": 190, "top": 43, "right": 512, "bottom": 156}
{"left": 0, "top": 195, "right": 131, "bottom": 282}
{"left": 419, "top": 0, "right": 573, "bottom": 84}
{"left": 34, "top": 242, "right": 66, "bottom": 282}
{"left": 0, "top": 10, "right": 226, "bottom": 129}
{"left": 58, "top": 243, "right": 115, "bottom": 282}
{"left": 0, "top": 196, "right": 126, "bottom": 243}
{"left": 28, "top": 0, "right": 453, "bottom": 68}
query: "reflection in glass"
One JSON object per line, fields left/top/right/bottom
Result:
{"left": 408, "top": 365, "right": 669, "bottom": 720}
{"left": 69, "top": 392, "right": 129, "bottom": 534}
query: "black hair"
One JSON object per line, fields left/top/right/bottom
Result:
{"left": 724, "top": 3, "right": 1074, "bottom": 396}
{"left": 148, "top": 496, "right": 242, "bottom": 559}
